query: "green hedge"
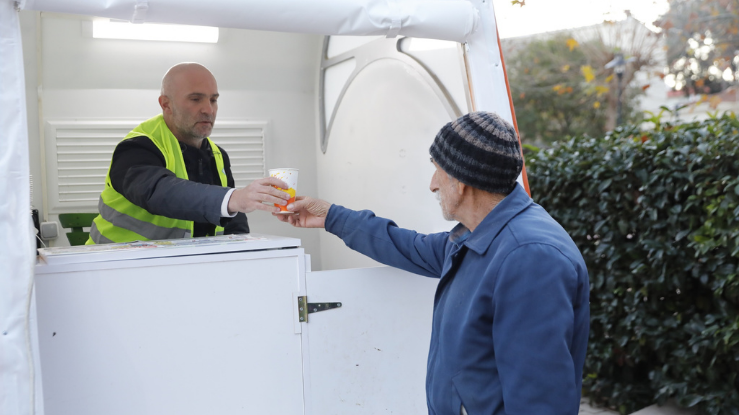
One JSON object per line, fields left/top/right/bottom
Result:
{"left": 526, "top": 114, "right": 739, "bottom": 415}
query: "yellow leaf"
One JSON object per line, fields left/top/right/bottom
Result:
{"left": 697, "top": 95, "right": 708, "bottom": 103}
{"left": 566, "top": 38, "right": 579, "bottom": 51}
{"left": 709, "top": 95, "right": 722, "bottom": 109}
{"left": 581, "top": 65, "right": 595, "bottom": 83}
{"left": 561, "top": 65, "right": 571, "bottom": 72}
{"left": 511, "top": 0, "right": 526, "bottom": 6}
{"left": 552, "top": 84, "right": 563, "bottom": 92}
{"left": 605, "top": 74, "right": 614, "bottom": 83}
{"left": 593, "top": 102, "right": 601, "bottom": 109}
{"left": 595, "top": 86, "right": 609, "bottom": 96}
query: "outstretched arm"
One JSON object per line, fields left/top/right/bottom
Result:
{"left": 275, "top": 196, "right": 449, "bottom": 278}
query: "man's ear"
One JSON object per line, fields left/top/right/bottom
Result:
{"left": 456, "top": 180, "right": 467, "bottom": 196}
{"left": 158, "top": 95, "right": 170, "bottom": 113}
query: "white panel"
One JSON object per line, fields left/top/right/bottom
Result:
{"left": 304, "top": 266, "right": 438, "bottom": 414}
{"left": 323, "top": 58, "right": 356, "bottom": 128}
{"left": 43, "top": 120, "right": 267, "bottom": 213}
{"left": 326, "top": 35, "right": 382, "bottom": 58}
{"left": 34, "top": 248, "right": 306, "bottom": 415}
{"left": 317, "top": 59, "right": 454, "bottom": 271}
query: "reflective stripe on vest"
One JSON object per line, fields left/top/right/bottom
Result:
{"left": 87, "top": 114, "right": 227, "bottom": 244}
{"left": 95, "top": 198, "right": 190, "bottom": 241}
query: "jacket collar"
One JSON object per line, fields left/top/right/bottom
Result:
{"left": 448, "top": 184, "right": 533, "bottom": 255}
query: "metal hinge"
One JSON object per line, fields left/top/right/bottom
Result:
{"left": 298, "top": 296, "right": 342, "bottom": 323}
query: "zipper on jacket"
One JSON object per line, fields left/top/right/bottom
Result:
{"left": 198, "top": 159, "right": 203, "bottom": 177}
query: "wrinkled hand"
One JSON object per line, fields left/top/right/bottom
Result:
{"left": 272, "top": 196, "right": 331, "bottom": 228}
{"left": 228, "top": 177, "right": 291, "bottom": 214}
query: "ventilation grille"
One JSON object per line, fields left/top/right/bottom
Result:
{"left": 45, "top": 120, "right": 267, "bottom": 212}
{"left": 209, "top": 125, "right": 267, "bottom": 186}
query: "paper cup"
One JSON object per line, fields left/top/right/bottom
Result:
{"left": 268, "top": 168, "right": 298, "bottom": 212}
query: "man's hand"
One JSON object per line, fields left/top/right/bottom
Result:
{"left": 228, "top": 177, "right": 291, "bottom": 214}
{"left": 272, "top": 196, "right": 331, "bottom": 228}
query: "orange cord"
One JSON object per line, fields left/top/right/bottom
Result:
{"left": 495, "top": 22, "right": 531, "bottom": 196}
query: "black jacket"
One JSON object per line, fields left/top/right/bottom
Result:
{"left": 108, "top": 136, "right": 249, "bottom": 237}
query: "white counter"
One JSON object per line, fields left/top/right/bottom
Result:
{"left": 32, "top": 234, "right": 437, "bottom": 415}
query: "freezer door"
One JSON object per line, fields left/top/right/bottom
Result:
{"left": 303, "top": 266, "right": 438, "bottom": 414}
{"left": 33, "top": 248, "right": 307, "bottom": 415}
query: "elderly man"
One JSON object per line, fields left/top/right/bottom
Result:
{"left": 87, "top": 63, "right": 289, "bottom": 244}
{"left": 276, "top": 112, "right": 590, "bottom": 415}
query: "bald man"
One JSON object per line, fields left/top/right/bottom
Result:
{"left": 86, "top": 63, "right": 290, "bottom": 244}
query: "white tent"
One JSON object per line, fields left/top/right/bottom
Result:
{"left": 0, "top": 1, "right": 518, "bottom": 414}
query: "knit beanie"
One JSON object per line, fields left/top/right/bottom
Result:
{"left": 429, "top": 111, "right": 523, "bottom": 195}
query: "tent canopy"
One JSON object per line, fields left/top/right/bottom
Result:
{"left": 20, "top": 0, "right": 479, "bottom": 42}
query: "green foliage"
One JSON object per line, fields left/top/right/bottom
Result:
{"left": 507, "top": 33, "right": 642, "bottom": 146}
{"left": 526, "top": 114, "right": 739, "bottom": 414}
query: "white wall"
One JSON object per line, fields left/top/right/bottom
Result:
{"left": 21, "top": 11, "right": 325, "bottom": 268}
{"left": 316, "top": 42, "right": 465, "bottom": 270}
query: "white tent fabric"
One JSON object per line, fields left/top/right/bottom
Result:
{"left": 1, "top": 2, "right": 515, "bottom": 415}
{"left": 20, "top": 0, "right": 479, "bottom": 42}
{"left": 465, "top": 0, "right": 514, "bottom": 121}
{"left": 0, "top": 2, "right": 36, "bottom": 415}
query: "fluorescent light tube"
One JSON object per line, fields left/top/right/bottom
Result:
{"left": 404, "top": 38, "right": 457, "bottom": 52}
{"left": 92, "top": 20, "right": 219, "bottom": 43}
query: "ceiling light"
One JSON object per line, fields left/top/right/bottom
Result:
{"left": 92, "top": 20, "right": 219, "bottom": 43}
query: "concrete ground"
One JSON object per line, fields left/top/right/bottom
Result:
{"left": 579, "top": 398, "right": 699, "bottom": 415}
{"left": 579, "top": 398, "right": 620, "bottom": 415}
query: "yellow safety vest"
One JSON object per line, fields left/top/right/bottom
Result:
{"left": 87, "top": 114, "right": 228, "bottom": 244}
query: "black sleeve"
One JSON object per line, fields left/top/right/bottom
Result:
{"left": 216, "top": 145, "right": 250, "bottom": 234}
{"left": 109, "top": 136, "right": 228, "bottom": 226}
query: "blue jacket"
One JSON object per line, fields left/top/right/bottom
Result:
{"left": 325, "top": 184, "right": 589, "bottom": 415}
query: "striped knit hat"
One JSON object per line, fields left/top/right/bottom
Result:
{"left": 429, "top": 112, "right": 522, "bottom": 195}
